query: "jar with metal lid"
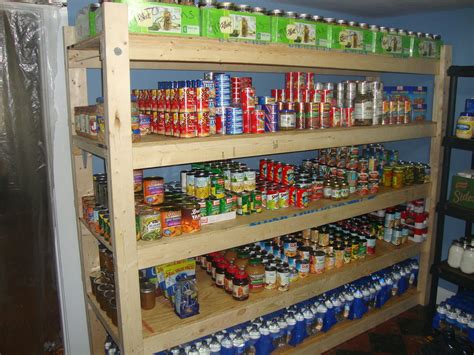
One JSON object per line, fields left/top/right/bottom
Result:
{"left": 232, "top": 268, "right": 250, "bottom": 301}
{"left": 379, "top": 26, "right": 388, "bottom": 33}
{"left": 198, "top": 0, "right": 217, "bottom": 8}
{"left": 246, "top": 258, "right": 265, "bottom": 293}
{"left": 353, "top": 81, "right": 373, "bottom": 126}
{"left": 416, "top": 32, "right": 424, "bottom": 38}
{"left": 236, "top": 4, "right": 250, "bottom": 12}
{"left": 217, "top": 2, "right": 234, "bottom": 10}
{"left": 324, "top": 18, "right": 335, "bottom": 24}
{"left": 460, "top": 245, "right": 474, "bottom": 274}
{"left": 389, "top": 28, "right": 398, "bottom": 34}
{"left": 284, "top": 11, "right": 297, "bottom": 18}
{"left": 279, "top": 110, "right": 296, "bottom": 130}
{"left": 369, "top": 25, "right": 379, "bottom": 31}
{"left": 323, "top": 179, "right": 332, "bottom": 199}
{"left": 392, "top": 166, "right": 404, "bottom": 189}
{"left": 140, "top": 282, "right": 156, "bottom": 310}
{"left": 331, "top": 183, "right": 341, "bottom": 201}
{"left": 269, "top": 9, "right": 283, "bottom": 17}
{"left": 312, "top": 15, "right": 323, "bottom": 22}
{"left": 448, "top": 240, "right": 464, "bottom": 269}
{"left": 298, "top": 13, "right": 309, "bottom": 20}
{"left": 359, "top": 23, "right": 368, "bottom": 29}
{"left": 348, "top": 21, "right": 358, "bottom": 27}
{"left": 337, "top": 19, "right": 347, "bottom": 26}
{"left": 340, "top": 182, "right": 349, "bottom": 198}
{"left": 398, "top": 29, "right": 407, "bottom": 35}
{"left": 277, "top": 267, "right": 290, "bottom": 291}
{"left": 252, "top": 7, "right": 266, "bottom": 15}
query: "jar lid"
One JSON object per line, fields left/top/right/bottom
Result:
{"left": 140, "top": 282, "right": 155, "bottom": 294}
{"left": 248, "top": 257, "right": 262, "bottom": 265}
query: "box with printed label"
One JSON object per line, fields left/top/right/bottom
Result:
{"left": 449, "top": 175, "right": 474, "bottom": 210}
{"left": 328, "top": 24, "right": 372, "bottom": 52}
{"left": 113, "top": 1, "right": 200, "bottom": 36}
{"left": 201, "top": 7, "right": 271, "bottom": 41}
{"left": 411, "top": 37, "right": 442, "bottom": 59}
{"left": 271, "top": 17, "right": 316, "bottom": 46}
{"left": 377, "top": 33, "right": 411, "bottom": 57}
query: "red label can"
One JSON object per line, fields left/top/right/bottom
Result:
{"left": 243, "top": 110, "right": 252, "bottom": 134}
{"left": 180, "top": 112, "right": 197, "bottom": 138}
{"left": 271, "top": 89, "right": 284, "bottom": 102}
{"left": 267, "top": 160, "right": 275, "bottom": 182}
{"left": 285, "top": 101, "right": 295, "bottom": 111}
{"left": 164, "top": 112, "right": 173, "bottom": 136}
{"left": 330, "top": 107, "right": 342, "bottom": 127}
{"left": 179, "top": 87, "right": 197, "bottom": 112}
{"left": 295, "top": 185, "right": 309, "bottom": 209}
{"left": 305, "top": 102, "right": 320, "bottom": 129}
{"left": 320, "top": 102, "right": 331, "bottom": 129}
{"left": 241, "top": 87, "right": 255, "bottom": 111}
{"left": 288, "top": 185, "right": 297, "bottom": 206}
{"left": 251, "top": 110, "right": 265, "bottom": 134}
{"left": 284, "top": 88, "right": 294, "bottom": 103}
{"left": 305, "top": 73, "right": 315, "bottom": 90}
{"left": 322, "top": 89, "right": 333, "bottom": 104}
{"left": 197, "top": 111, "right": 210, "bottom": 137}
{"left": 343, "top": 107, "right": 354, "bottom": 127}
{"left": 293, "top": 89, "right": 303, "bottom": 103}
{"left": 157, "top": 111, "right": 165, "bottom": 135}
{"left": 282, "top": 164, "right": 295, "bottom": 186}
{"left": 259, "top": 159, "right": 268, "bottom": 179}
{"left": 273, "top": 161, "right": 283, "bottom": 184}
{"left": 172, "top": 112, "right": 180, "bottom": 137}
{"left": 196, "top": 87, "right": 210, "bottom": 111}
{"left": 301, "top": 89, "right": 314, "bottom": 103}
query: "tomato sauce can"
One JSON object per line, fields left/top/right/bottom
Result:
{"left": 181, "top": 203, "right": 201, "bottom": 234}
{"left": 179, "top": 112, "right": 197, "bottom": 138}
{"left": 215, "top": 113, "right": 225, "bottom": 135}
{"left": 301, "top": 89, "right": 314, "bottom": 103}
{"left": 172, "top": 112, "right": 180, "bottom": 137}
{"left": 320, "top": 102, "right": 331, "bottom": 129}
{"left": 330, "top": 107, "right": 342, "bottom": 127}
{"left": 157, "top": 112, "right": 165, "bottom": 135}
{"left": 258, "top": 186, "right": 267, "bottom": 209}
{"left": 288, "top": 185, "right": 297, "bottom": 206}
{"left": 271, "top": 89, "right": 285, "bottom": 102}
{"left": 195, "top": 86, "right": 210, "bottom": 111}
{"left": 305, "top": 102, "right": 320, "bottom": 129}
{"left": 251, "top": 109, "right": 265, "bottom": 134}
{"left": 259, "top": 159, "right": 268, "bottom": 179}
{"left": 196, "top": 111, "right": 210, "bottom": 137}
{"left": 164, "top": 112, "right": 173, "bottom": 136}
{"left": 179, "top": 86, "right": 196, "bottom": 112}
{"left": 343, "top": 107, "right": 354, "bottom": 127}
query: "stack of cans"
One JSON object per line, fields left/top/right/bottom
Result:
{"left": 213, "top": 73, "right": 231, "bottom": 134}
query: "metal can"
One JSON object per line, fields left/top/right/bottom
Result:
{"left": 264, "top": 104, "right": 279, "bottom": 132}
{"left": 237, "top": 192, "right": 251, "bottom": 215}
{"left": 231, "top": 170, "right": 245, "bottom": 193}
{"left": 181, "top": 203, "right": 201, "bottom": 234}
{"left": 294, "top": 102, "right": 306, "bottom": 129}
{"left": 310, "top": 251, "right": 326, "bottom": 274}
{"left": 259, "top": 159, "right": 268, "bottom": 179}
{"left": 273, "top": 161, "right": 283, "bottom": 184}
{"left": 143, "top": 177, "right": 165, "bottom": 205}
{"left": 179, "top": 112, "right": 197, "bottom": 138}
{"left": 330, "top": 107, "right": 342, "bottom": 127}
{"left": 266, "top": 188, "right": 279, "bottom": 210}
{"left": 320, "top": 102, "right": 331, "bottom": 128}
{"left": 206, "top": 198, "right": 220, "bottom": 216}
{"left": 281, "top": 164, "right": 295, "bottom": 185}
{"left": 241, "top": 87, "right": 256, "bottom": 111}
{"left": 279, "top": 187, "right": 290, "bottom": 208}
{"left": 138, "top": 209, "right": 161, "bottom": 241}
{"left": 266, "top": 160, "right": 275, "bottom": 182}
{"left": 211, "top": 174, "right": 225, "bottom": 198}
{"left": 244, "top": 170, "right": 256, "bottom": 191}
{"left": 295, "top": 185, "right": 309, "bottom": 208}
{"left": 279, "top": 110, "right": 296, "bottom": 130}
{"left": 251, "top": 190, "right": 263, "bottom": 213}
{"left": 225, "top": 107, "right": 243, "bottom": 135}
{"left": 251, "top": 109, "right": 265, "bottom": 134}
{"left": 194, "top": 173, "right": 210, "bottom": 199}
{"left": 220, "top": 195, "right": 233, "bottom": 213}
{"left": 305, "top": 102, "right": 320, "bottom": 129}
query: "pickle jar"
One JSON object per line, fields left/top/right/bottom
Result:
{"left": 140, "top": 282, "right": 156, "bottom": 310}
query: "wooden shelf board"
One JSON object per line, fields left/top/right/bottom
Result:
{"left": 80, "top": 218, "right": 113, "bottom": 252}
{"left": 87, "top": 293, "right": 120, "bottom": 346}
{"left": 276, "top": 289, "right": 420, "bottom": 354}
{"left": 137, "top": 184, "right": 430, "bottom": 269}
{"left": 72, "top": 135, "right": 107, "bottom": 159}
{"left": 142, "top": 242, "right": 421, "bottom": 353}
{"left": 70, "top": 123, "right": 436, "bottom": 169}
{"left": 68, "top": 31, "right": 439, "bottom": 75}
{"left": 133, "top": 122, "right": 436, "bottom": 169}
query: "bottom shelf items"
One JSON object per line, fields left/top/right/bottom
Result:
{"left": 142, "top": 241, "right": 421, "bottom": 353}
{"left": 276, "top": 289, "right": 420, "bottom": 354}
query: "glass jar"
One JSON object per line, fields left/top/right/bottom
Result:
{"left": 232, "top": 268, "right": 250, "bottom": 301}
{"left": 246, "top": 258, "right": 265, "bottom": 293}
{"left": 235, "top": 251, "right": 250, "bottom": 269}
{"left": 460, "top": 245, "right": 474, "bottom": 274}
{"left": 265, "top": 264, "right": 277, "bottom": 290}
{"left": 353, "top": 81, "right": 373, "bottom": 126}
{"left": 279, "top": 110, "right": 296, "bottom": 130}
{"left": 140, "top": 282, "right": 156, "bottom": 310}
{"left": 447, "top": 240, "right": 464, "bottom": 269}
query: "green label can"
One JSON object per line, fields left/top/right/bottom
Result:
{"left": 206, "top": 198, "right": 220, "bottom": 216}
{"left": 211, "top": 174, "right": 225, "bottom": 199}
{"left": 220, "top": 195, "right": 233, "bottom": 214}
{"left": 251, "top": 191, "right": 263, "bottom": 213}
{"left": 237, "top": 192, "right": 250, "bottom": 215}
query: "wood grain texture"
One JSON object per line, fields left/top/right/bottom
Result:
{"left": 142, "top": 243, "right": 421, "bottom": 353}
{"left": 418, "top": 45, "right": 452, "bottom": 306}
{"left": 138, "top": 184, "right": 430, "bottom": 269}
{"left": 101, "top": 3, "right": 143, "bottom": 353}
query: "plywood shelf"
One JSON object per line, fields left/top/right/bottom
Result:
{"left": 80, "top": 218, "right": 113, "bottom": 252}
{"left": 72, "top": 122, "right": 436, "bottom": 169}
{"left": 275, "top": 289, "right": 420, "bottom": 354}
{"left": 68, "top": 33, "right": 439, "bottom": 76}
{"left": 87, "top": 293, "right": 120, "bottom": 346}
{"left": 141, "top": 242, "right": 421, "bottom": 353}
{"left": 137, "top": 184, "right": 430, "bottom": 269}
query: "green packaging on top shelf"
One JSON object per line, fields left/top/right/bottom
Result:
{"left": 112, "top": 0, "right": 200, "bottom": 36}
{"left": 411, "top": 37, "right": 442, "bottom": 59}
{"left": 271, "top": 16, "right": 317, "bottom": 46}
{"left": 327, "top": 24, "right": 372, "bottom": 53}
{"left": 200, "top": 7, "right": 271, "bottom": 42}
{"left": 376, "top": 32, "right": 411, "bottom": 57}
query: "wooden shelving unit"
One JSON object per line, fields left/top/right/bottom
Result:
{"left": 64, "top": 3, "right": 451, "bottom": 354}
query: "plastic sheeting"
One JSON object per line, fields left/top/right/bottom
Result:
{"left": 0, "top": 3, "right": 61, "bottom": 353}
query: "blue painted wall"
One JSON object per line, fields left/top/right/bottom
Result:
{"left": 68, "top": 2, "right": 474, "bottom": 293}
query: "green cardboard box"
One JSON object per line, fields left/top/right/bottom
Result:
{"left": 376, "top": 33, "right": 411, "bottom": 57}
{"left": 411, "top": 37, "right": 442, "bottom": 59}
{"left": 328, "top": 25, "right": 372, "bottom": 53}
{"left": 113, "top": 1, "right": 200, "bottom": 36}
{"left": 449, "top": 175, "right": 474, "bottom": 210}
{"left": 315, "top": 22, "right": 330, "bottom": 49}
{"left": 271, "top": 17, "right": 316, "bottom": 46}
{"left": 201, "top": 7, "right": 271, "bottom": 41}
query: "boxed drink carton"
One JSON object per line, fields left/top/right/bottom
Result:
{"left": 411, "top": 37, "right": 442, "bottom": 59}
{"left": 377, "top": 32, "right": 411, "bottom": 57}
{"left": 201, "top": 7, "right": 271, "bottom": 42}
{"left": 449, "top": 175, "right": 474, "bottom": 210}
{"left": 328, "top": 24, "right": 372, "bottom": 53}
{"left": 113, "top": 0, "right": 200, "bottom": 36}
{"left": 271, "top": 17, "right": 316, "bottom": 46}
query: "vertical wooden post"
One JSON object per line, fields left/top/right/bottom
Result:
{"left": 101, "top": 3, "right": 143, "bottom": 353}
{"left": 418, "top": 45, "right": 452, "bottom": 305}
{"left": 64, "top": 27, "right": 105, "bottom": 354}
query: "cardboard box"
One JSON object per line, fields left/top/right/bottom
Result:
{"left": 201, "top": 7, "right": 271, "bottom": 41}
{"left": 449, "top": 175, "right": 474, "bottom": 210}
{"left": 377, "top": 33, "right": 411, "bottom": 57}
{"left": 113, "top": 1, "right": 200, "bottom": 36}
{"left": 411, "top": 37, "right": 442, "bottom": 59}
{"left": 201, "top": 211, "right": 236, "bottom": 225}
{"left": 271, "top": 17, "right": 316, "bottom": 46}
{"left": 328, "top": 25, "right": 372, "bottom": 53}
